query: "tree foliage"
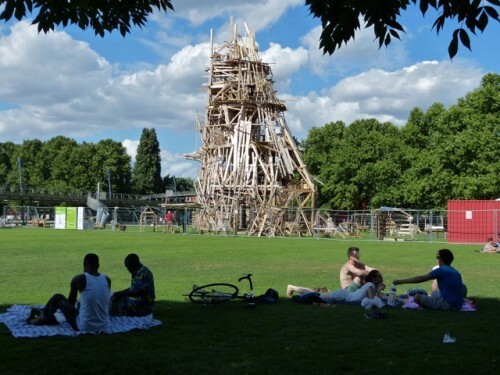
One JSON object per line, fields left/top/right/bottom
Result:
{"left": 0, "top": 0, "right": 174, "bottom": 37}
{"left": 162, "top": 175, "right": 195, "bottom": 192}
{"left": 302, "top": 73, "right": 500, "bottom": 209}
{"left": 132, "top": 128, "right": 162, "bottom": 194}
{"left": 306, "top": 0, "right": 500, "bottom": 58}
{"left": 0, "top": 137, "right": 131, "bottom": 194}
{"left": 2, "top": 1, "right": 496, "bottom": 59}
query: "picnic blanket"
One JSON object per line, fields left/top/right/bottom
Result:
{"left": 401, "top": 297, "right": 477, "bottom": 311}
{"left": 0, "top": 305, "right": 162, "bottom": 338}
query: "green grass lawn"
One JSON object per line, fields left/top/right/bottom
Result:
{"left": 1, "top": 228, "right": 498, "bottom": 374}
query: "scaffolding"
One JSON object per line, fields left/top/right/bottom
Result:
{"left": 185, "top": 23, "right": 316, "bottom": 236}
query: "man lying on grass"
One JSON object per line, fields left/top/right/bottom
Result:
{"left": 393, "top": 249, "right": 466, "bottom": 311}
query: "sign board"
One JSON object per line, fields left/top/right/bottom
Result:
{"left": 54, "top": 207, "right": 66, "bottom": 229}
{"left": 66, "top": 207, "right": 77, "bottom": 230}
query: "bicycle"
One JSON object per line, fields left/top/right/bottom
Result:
{"left": 187, "top": 274, "right": 256, "bottom": 305}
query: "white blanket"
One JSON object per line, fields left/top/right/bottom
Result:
{"left": 0, "top": 305, "right": 162, "bottom": 338}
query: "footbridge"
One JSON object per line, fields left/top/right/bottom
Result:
{"left": 0, "top": 188, "right": 167, "bottom": 207}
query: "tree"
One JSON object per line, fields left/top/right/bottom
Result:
{"left": 93, "top": 139, "right": 132, "bottom": 194}
{"left": 15, "top": 139, "right": 44, "bottom": 189}
{"left": 435, "top": 74, "right": 500, "bottom": 201}
{"left": 302, "top": 119, "right": 404, "bottom": 209}
{"left": 306, "top": 0, "right": 500, "bottom": 58}
{"left": 301, "top": 121, "right": 346, "bottom": 207}
{"left": 0, "top": 142, "right": 19, "bottom": 187}
{"left": 39, "top": 136, "right": 79, "bottom": 191}
{"left": 163, "top": 175, "right": 195, "bottom": 192}
{"left": 302, "top": 74, "right": 499, "bottom": 209}
{"left": 0, "top": 0, "right": 174, "bottom": 37}
{"left": 132, "top": 128, "right": 162, "bottom": 194}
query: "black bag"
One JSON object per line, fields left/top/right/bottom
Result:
{"left": 291, "top": 292, "right": 324, "bottom": 304}
{"left": 254, "top": 288, "right": 279, "bottom": 304}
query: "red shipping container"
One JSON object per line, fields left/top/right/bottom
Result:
{"left": 447, "top": 200, "right": 500, "bottom": 243}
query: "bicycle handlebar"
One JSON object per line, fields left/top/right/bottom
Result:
{"left": 238, "top": 274, "right": 254, "bottom": 293}
{"left": 238, "top": 274, "right": 252, "bottom": 282}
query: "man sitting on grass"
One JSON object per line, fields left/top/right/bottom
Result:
{"left": 286, "top": 246, "right": 376, "bottom": 297}
{"left": 393, "top": 248, "right": 465, "bottom": 311}
{"left": 27, "top": 253, "right": 111, "bottom": 333}
{"left": 110, "top": 253, "right": 155, "bottom": 316}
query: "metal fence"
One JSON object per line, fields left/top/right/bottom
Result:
{"left": 3, "top": 204, "right": 498, "bottom": 244}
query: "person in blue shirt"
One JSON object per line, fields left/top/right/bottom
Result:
{"left": 110, "top": 253, "right": 155, "bottom": 316}
{"left": 393, "top": 249, "right": 465, "bottom": 311}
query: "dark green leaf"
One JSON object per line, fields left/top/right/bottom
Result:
{"left": 448, "top": 33, "right": 459, "bottom": 58}
{"left": 386, "top": 20, "right": 405, "bottom": 32}
{"left": 477, "top": 10, "right": 489, "bottom": 32}
{"left": 384, "top": 33, "right": 391, "bottom": 47}
{"left": 485, "top": 0, "right": 500, "bottom": 6}
{"left": 0, "top": 2, "right": 15, "bottom": 21}
{"left": 420, "top": 0, "right": 429, "bottom": 15}
{"left": 13, "top": 2, "right": 26, "bottom": 20}
{"left": 389, "top": 29, "right": 401, "bottom": 40}
{"left": 484, "top": 6, "right": 500, "bottom": 20}
{"left": 458, "top": 29, "right": 471, "bottom": 50}
{"left": 432, "top": 14, "right": 446, "bottom": 34}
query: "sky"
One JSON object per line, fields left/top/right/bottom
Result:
{"left": 0, "top": 0, "right": 499, "bottom": 181}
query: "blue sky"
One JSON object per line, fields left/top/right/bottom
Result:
{"left": 1, "top": 1, "right": 498, "bottom": 180}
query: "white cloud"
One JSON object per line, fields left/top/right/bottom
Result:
{"left": 160, "top": 149, "right": 199, "bottom": 178}
{"left": 120, "top": 139, "right": 199, "bottom": 179}
{"left": 0, "top": 22, "right": 207, "bottom": 178}
{"left": 300, "top": 24, "right": 409, "bottom": 78}
{"left": 260, "top": 42, "right": 308, "bottom": 90}
{"left": 0, "top": 22, "right": 209, "bottom": 142}
{"left": 171, "top": 0, "right": 303, "bottom": 31}
{"left": 0, "top": 8, "right": 491, "bottom": 183}
{"left": 0, "top": 21, "right": 113, "bottom": 106}
{"left": 122, "top": 139, "right": 140, "bottom": 161}
{"left": 285, "top": 59, "right": 484, "bottom": 139}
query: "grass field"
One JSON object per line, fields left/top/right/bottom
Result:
{"left": 1, "top": 228, "right": 499, "bottom": 374}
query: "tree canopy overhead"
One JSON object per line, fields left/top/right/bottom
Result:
{"left": 1, "top": 1, "right": 497, "bottom": 58}
{"left": 0, "top": 0, "right": 174, "bottom": 36}
{"left": 306, "top": 0, "right": 500, "bottom": 58}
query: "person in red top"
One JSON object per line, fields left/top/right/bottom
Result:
{"left": 164, "top": 210, "right": 174, "bottom": 233}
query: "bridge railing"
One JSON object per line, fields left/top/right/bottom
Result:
{"left": 0, "top": 184, "right": 167, "bottom": 202}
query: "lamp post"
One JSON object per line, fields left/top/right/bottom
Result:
{"left": 17, "top": 157, "right": 23, "bottom": 193}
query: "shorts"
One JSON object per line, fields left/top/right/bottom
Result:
{"left": 419, "top": 289, "right": 464, "bottom": 311}
{"left": 346, "top": 282, "right": 361, "bottom": 293}
{"left": 418, "top": 291, "right": 461, "bottom": 311}
{"left": 110, "top": 296, "right": 153, "bottom": 317}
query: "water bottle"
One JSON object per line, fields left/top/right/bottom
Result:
{"left": 387, "top": 285, "right": 397, "bottom": 306}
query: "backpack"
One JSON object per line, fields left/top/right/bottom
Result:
{"left": 291, "top": 292, "right": 324, "bottom": 304}
{"left": 264, "top": 288, "right": 279, "bottom": 303}
{"left": 254, "top": 288, "right": 279, "bottom": 304}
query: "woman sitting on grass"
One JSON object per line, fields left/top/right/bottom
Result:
{"left": 292, "top": 270, "right": 386, "bottom": 309}
{"left": 482, "top": 238, "right": 498, "bottom": 253}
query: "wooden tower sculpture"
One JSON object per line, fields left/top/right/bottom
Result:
{"left": 186, "top": 24, "right": 316, "bottom": 236}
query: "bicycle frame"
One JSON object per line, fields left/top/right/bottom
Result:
{"left": 237, "top": 274, "right": 255, "bottom": 300}
{"left": 187, "top": 273, "right": 256, "bottom": 305}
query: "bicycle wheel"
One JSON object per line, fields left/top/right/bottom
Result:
{"left": 189, "top": 283, "right": 239, "bottom": 305}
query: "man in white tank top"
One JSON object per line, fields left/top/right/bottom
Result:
{"left": 27, "top": 253, "right": 111, "bottom": 333}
